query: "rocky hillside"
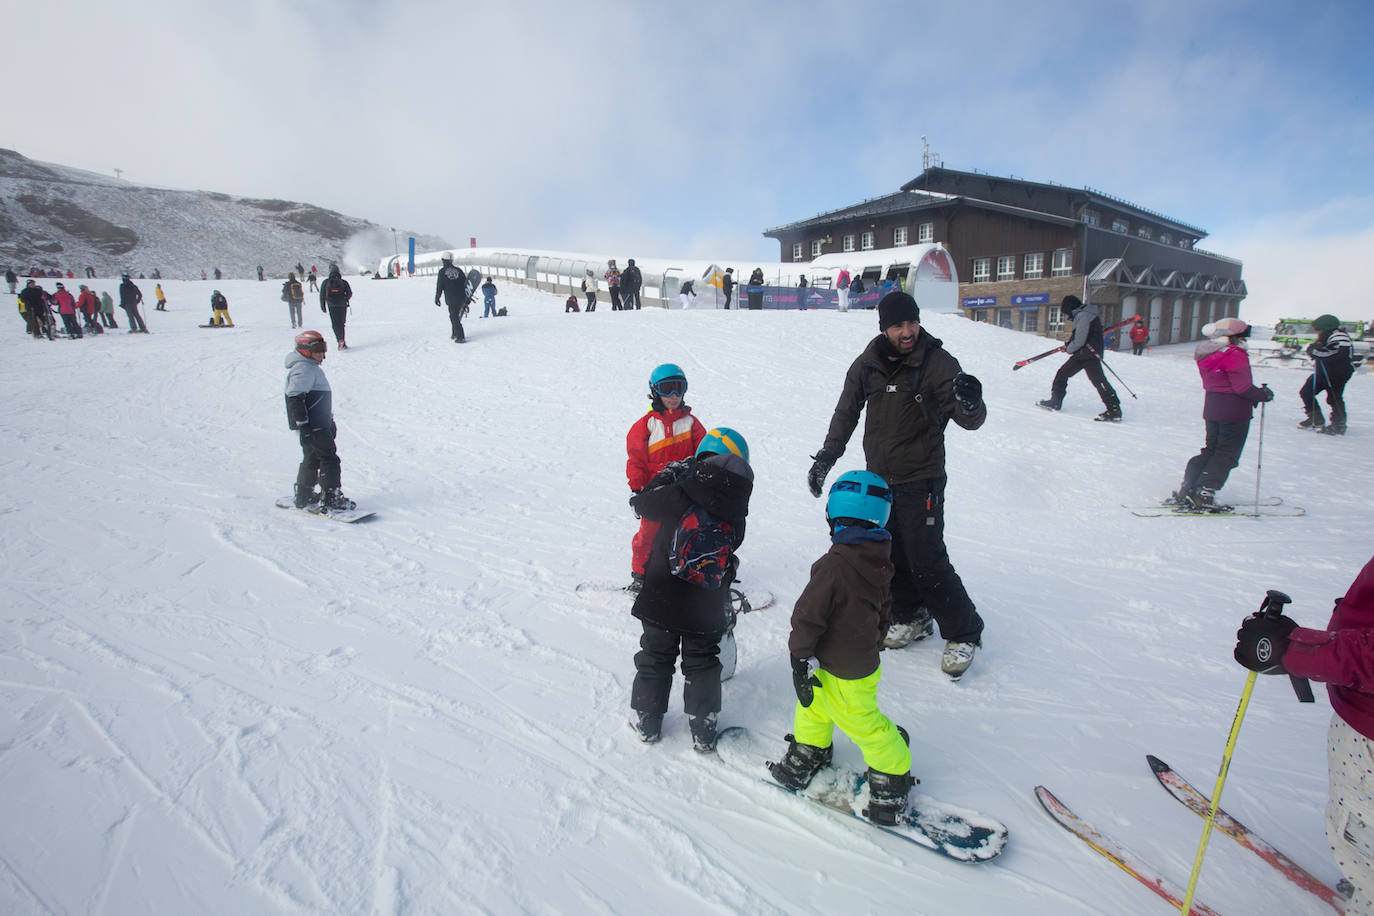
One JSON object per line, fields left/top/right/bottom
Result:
{"left": 0, "top": 149, "right": 450, "bottom": 279}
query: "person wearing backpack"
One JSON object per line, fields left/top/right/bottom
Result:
{"left": 769, "top": 470, "right": 914, "bottom": 826}
{"left": 282, "top": 272, "right": 306, "bottom": 328}
{"left": 581, "top": 269, "right": 597, "bottom": 312}
{"left": 319, "top": 265, "right": 352, "bottom": 349}
{"left": 208, "top": 289, "right": 234, "bottom": 326}
{"left": 625, "top": 364, "right": 707, "bottom": 592}
{"left": 629, "top": 428, "right": 753, "bottom": 752}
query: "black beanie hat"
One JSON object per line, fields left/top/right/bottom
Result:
{"left": 1061, "top": 294, "right": 1083, "bottom": 314}
{"left": 878, "top": 291, "right": 920, "bottom": 330}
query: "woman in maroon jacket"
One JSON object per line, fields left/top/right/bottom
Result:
{"left": 1236, "top": 555, "right": 1374, "bottom": 909}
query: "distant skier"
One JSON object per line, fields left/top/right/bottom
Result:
{"left": 77, "top": 284, "right": 103, "bottom": 334}
{"left": 581, "top": 269, "right": 598, "bottom": 312}
{"left": 154, "top": 283, "right": 167, "bottom": 311}
{"left": 282, "top": 272, "right": 306, "bottom": 328}
{"left": 319, "top": 265, "right": 352, "bottom": 349}
{"left": 565, "top": 292, "right": 580, "bottom": 313}
{"left": 284, "top": 330, "right": 355, "bottom": 513}
{"left": 480, "top": 277, "right": 498, "bottom": 318}
{"left": 621, "top": 258, "right": 643, "bottom": 310}
{"left": 5, "top": 267, "right": 16, "bottom": 294}
{"left": 625, "top": 363, "right": 707, "bottom": 592}
{"left": 1129, "top": 319, "right": 1149, "bottom": 355}
{"left": 1168, "top": 317, "right": 1273, "bottom": 510}
{"left": 18, "top": 280, "right": 46, "bottom": 338}
{"left": 118, "top": 274, "right": 148, "bottom": 333}
{"left": 770, "top": 469, "right": 913, "bottom": 826}
{"left": 99, "top": 290, "right": 117, "bottom": 328}
{"left": 208, "top": 290, "right": 234, "bottom": 327}
{"left": 1037, "top": 295, "right": 1121, "bottom": 421}
{"left": 1299, "top": 314, "right": 1354, "bottom": 435}
{"left": 433, "top": 252, "right": 470, "bottom": 343}
{"left": 628, "top": 428, "right": 753, "bottom": 751}
{"left": 721, "top": 267, "right": 734, "bottom": 310}
{"left": 678, "top": 279, "right": 696, "bottom": 310}
{"left": 605, "top": 259, "right": 622, "bottom": 311}
{"left": 213, "top": 267, "right": 222, "bottom": 281}
{"left": 257, "top": 265, "right": 265, "bottom": 281}
{"left": 308, "top": 266, "right": 318, "bottom": 292}
{"left": 54, "top": 282, "right": 83, "bottom": 338}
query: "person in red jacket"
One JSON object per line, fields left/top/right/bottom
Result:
{"left": 1129, "top": 318, "right": 1149, "bottom": 355}
{"left": 1236, "top": 554, "right": 1374, "bottom": 910}
{"left": 76, "top": 284, "right": 102, "bottom": 334}
{"left": 625, "top": 363, "right": 706, "bottom": 591}
{"left": 53, "top": 282, "right": 83, "bottom": 338}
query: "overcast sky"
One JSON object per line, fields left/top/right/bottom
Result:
{"left": 9, "top": 0, "right": 1371, "bottom": 323}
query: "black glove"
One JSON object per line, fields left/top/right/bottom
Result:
{"left": 791, "top": 656, "right": 821, "bottom": 707}
{"left": 648, "top": 459, "right": 693, "bottom": 489}
{"left": 807, "top": 450, "right": 837, "bottom": 498}
{"left": 1234, "top": 613, "right": 1298, "bottom": 674}
{"left": 320, "top": 305, "right": 326, "bottom": 313}
{"left": 629, "top": 489, "right": 642, "bottom": 519}
{"left": 434, "top": 298, "right": 441, "bottom": 307}
{"left": 953, "top": 372, "right": 983, "bottom": 412}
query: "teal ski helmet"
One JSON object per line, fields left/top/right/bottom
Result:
{"left": 696, "top": 427, "right": 749, "bottom": 464}
{"left": 826, "top": 470, "right": 892, "bottom": 528}
{"left": 649, "top": 363, "right": 688, "bottom": 400}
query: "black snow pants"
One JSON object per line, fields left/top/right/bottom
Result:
{"left": 1050, "top": 352, "right": 1119, "bottom": 410}
{"left": 1181, "top": 419, "right": 1250, "bottom": 495}
{"left": 296, "top": 423, "right": 341, "bottom": 493}
{"left": 887, "top": 477, "right": 984, "bottom": 644}
{"left": 327, "top": 305, "right": 348, "bottom": 345}
{"left": 631, "top": 622, "right": 722, "bottom": 720}
{"left": 447, "top": 302, "right": 466, "bottom": 341}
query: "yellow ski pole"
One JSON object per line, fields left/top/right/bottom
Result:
{"left": 1180, "top": 670, "right": 1257, "bottom": 915}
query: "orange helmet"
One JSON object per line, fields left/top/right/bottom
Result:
{"left": 294, "top": 330, "right": 326, "bottom": 357}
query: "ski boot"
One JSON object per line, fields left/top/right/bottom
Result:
{"left": 624, "top": 572, "right": 645, "bottom": 594}
{"left": 1094, "top": 405, "right": 1123, "bottom": 422}
{"left": 1036, "top": 399, "right": 1061, "bottom": 411}
{"left": 1183, "top": 487, "right": 1217, "bottom": 511}
{"left": 320, "top": 488, "right": 356, "bottom": 512}
{"left": 767, "top": 735, "right": 833, "bottom": 791}
{"left": 688, "top": 712, "right": 717, "bottom": 753}
{"left": 941, "top": 640, "right": 979, "bottom": 679}
{"left": 294, "top": 482, "right": 321, "bottom": 510}
{"left": 1298, "top": 406, "right": 1325, "bottom": 430}
{"left": 862, "top": 769, "right": 914, "bottom": 826}
{"left": 882, "top": 609, "right": 933, "bottom": 649}
{"left": 630, "top": 711, "right": 662, "bottom": 744}
{"left": 1322, "top": 405, "right": 1347, "bottom": 435}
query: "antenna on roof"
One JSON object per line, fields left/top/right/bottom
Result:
{"left": 921, "top": 136, "right": 942, "bottom": 171}
{"left": 113, "top": 168, "right": 123, "bottom": 180}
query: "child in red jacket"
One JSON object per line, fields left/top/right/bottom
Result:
{"left": 625, "top": 363, "right": 706, "bottom": 591}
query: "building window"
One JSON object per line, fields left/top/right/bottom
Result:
{"left": 843, "top": 234, "right": 855, "bottom": 252}
{"left": 792, "top": 242, "right": 802, "bottom": 262}
{"left": 1159, "top": 232, "right": 1172, "bottom": 246}
{"left": 1024, "top": 252, "right": 1044, "bottom": 279}
{"left": 1111, "top": 217, "right": 1129, "bottom": 233}
{"left": 1021, "top": 309, "right": 1039, "bottom": 333}
{"left": 971, "top": 309, "right": 988, "bottom": 323}
{"left": 893, "top": 226, "right": 908, "bottom": 246}
{"left": 1048, "top": 305, "right": 1063, "bottom": 334}
{"left": 918, "top": 222, "right": 934, "bottom": 243}
{"left": 861, "top": 231, "right": 874, "bottom": 250}
{"left": 1137, "top": 226, "right": 1152, "bottom": 240}
{"left": 971, "top": 258, "right": 991, "bottom": 283}
{"left": 811, "top": 240, "right": 823, "bottom": 258}
{"left": 1081, "top": 210, "right": 1100, "bottom": 227}
{"left": 1051, "top": 248, "right": 1073, "bottom": 277}
{"left": 996, "top": 255, "right": 1015, "bottom": 281}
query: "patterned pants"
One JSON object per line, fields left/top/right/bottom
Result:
{"left": 1327, "top": 714, "right": 1374, "bottom": 913}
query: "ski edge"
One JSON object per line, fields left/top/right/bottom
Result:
{"left": 1128, "top": 505, "right": 1306, "bottom": 518}
{"left": 1145, "top": 755, "right": 1345, "bottom": 911}
{"left": 1034, "top": 785, "right": 1222, "bottom": 916}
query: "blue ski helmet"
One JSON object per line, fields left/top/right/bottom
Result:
{"left": 696, "top": 427, "right": 749, "bottom": 464}
{"left": 826, "top": 470, "right": 892, "bottom": 528}
{"left": 649, "top": 363, "right": 687, "bottom": 399}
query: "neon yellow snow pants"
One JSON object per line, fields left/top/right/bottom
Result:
{"left": 792, "top": 666, "right": 911, "bottom": 776}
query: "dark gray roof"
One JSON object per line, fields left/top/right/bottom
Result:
{"left": 763, "top": 191, "right": 948, "bottom": 235}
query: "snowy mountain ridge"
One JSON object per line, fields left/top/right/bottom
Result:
{"left": 0, "top": 148, "right": 450, "bottom": 280}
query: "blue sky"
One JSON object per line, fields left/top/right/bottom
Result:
{"left": 10, "top": 0, "right": 1372, "bottom": 323}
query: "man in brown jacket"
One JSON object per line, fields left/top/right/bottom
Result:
{"left": 806, "top": 291, "right": 987, "bottom": 678}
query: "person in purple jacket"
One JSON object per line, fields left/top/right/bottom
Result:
{"left": 1235, "top": 554, "right": 1374, "bottom": 910}
{"left": 1169, "top": 317, "right": 1273, "bottom": 510}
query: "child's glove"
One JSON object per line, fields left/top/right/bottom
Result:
{"left": 1234, "top": 613, "right": 1298, "bottom": 674}
{"left": 791, "top": 656, "right": 821, "bottom": 707}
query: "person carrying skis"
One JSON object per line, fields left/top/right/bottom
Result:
{"left": 1233, "top": 553, "right": 1374, "bottom": 911}
{"left": 284, "top": 330, "right": 355, "bottom": 513}
{"left": 320, "top": 265, "right": 352, "bottom": 349}
{"left": 628, "top": 428, "right": 753, "bottom": 751}
{"left": 1168, "top": 317, "right": 1273, "bottom": 510}
{"left": 770, "top": 470, "right": 913, "bottom": 825}
{"left": 806, "top": 291, "right": 987, "bottom": 678}
{"left": 209, "top": 289, "right": 234, "bottom": 327}
{"left": 1037, "top": 295, "right": 1121, "bottom": 420}
{"left": 625, "top": 363, "right": 707, "bottom": 592}
{"left": 1129, "top": 318, "right": 1149, "bottom": 355}
{"left": 282, "top": 272, "right": 306, "bottom": 328}
{"left": 118, "top": 273, "right": 148, "bottom": 333}
{"left": 480, "top": 277, "right": 498, "bottom": 318}
{"left": 1299, "top": 314, "right": 1354, "bottom": 435}
{"left": 433, "top": 253, "right": 470, "bottom": 343}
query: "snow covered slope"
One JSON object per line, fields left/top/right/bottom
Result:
{"left": 0, "top": 149, "right": 450, "bottom": 280}
{"left": 0, "top": 278, "right": 1366, "bottom": 914}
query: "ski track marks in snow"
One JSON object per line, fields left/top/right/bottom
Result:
{"left": 0, "top": 277, "right": 1364, "bottom": 914}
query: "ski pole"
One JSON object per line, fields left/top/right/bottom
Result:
{"left": 1098, "top": 354, "right": 1138, "bottom": 399}
{"left": 1180, "top": 588, "right": 1291, "bottom": 915}
{"left": 1253, "top": 393, "right": 1266, "bottom": 517}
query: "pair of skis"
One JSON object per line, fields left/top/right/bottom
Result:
{"left": 1038, "top": 756, "right": 1345, "bottom": 913}
{"left": 1011, "top": 315, "right": 1141, "bottom": 371}
{"left": 1126, "top": 496, "right": 1307, "bottom": 519}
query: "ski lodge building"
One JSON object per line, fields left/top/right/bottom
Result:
{"left": 762, "top": 166, "right": 1246, "bottom": 347}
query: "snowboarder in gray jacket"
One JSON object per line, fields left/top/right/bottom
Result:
{"left": 285, "top": 330, "right": 355, "bottom": 512}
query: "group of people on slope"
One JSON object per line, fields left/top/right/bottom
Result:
{"left": 15, "top": 274, "right": 149, "bottom": 339}
{"left": 622, "top": 290, "right": 986, "bottom": 827}
{"left": 601, "top": 258, "right": 643, "bottom": 311}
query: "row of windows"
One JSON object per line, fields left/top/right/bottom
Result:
{"left": 1080, "top": 209, "right": 1186, "bottom": 247}
{"left": 970, "top": 249, "right": 1073, "bottom": 282}
{"left": 793, "top": 222, "right": 936, "bottom": 261}
{"left": 966, "top": 305, "right": 1063, "bottom": 334}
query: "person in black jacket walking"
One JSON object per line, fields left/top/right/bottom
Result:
{"left": 118, "top": 273, "right": 149, "bottom": 333}
{"left": 1037, "top": 295, "right": 1121, "bottom": 421}
{"left": 319, "top": 265, "right": 352, "bottom": 349}
{"left": 434, "top": 252, "right": 470, "bottom": 343}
